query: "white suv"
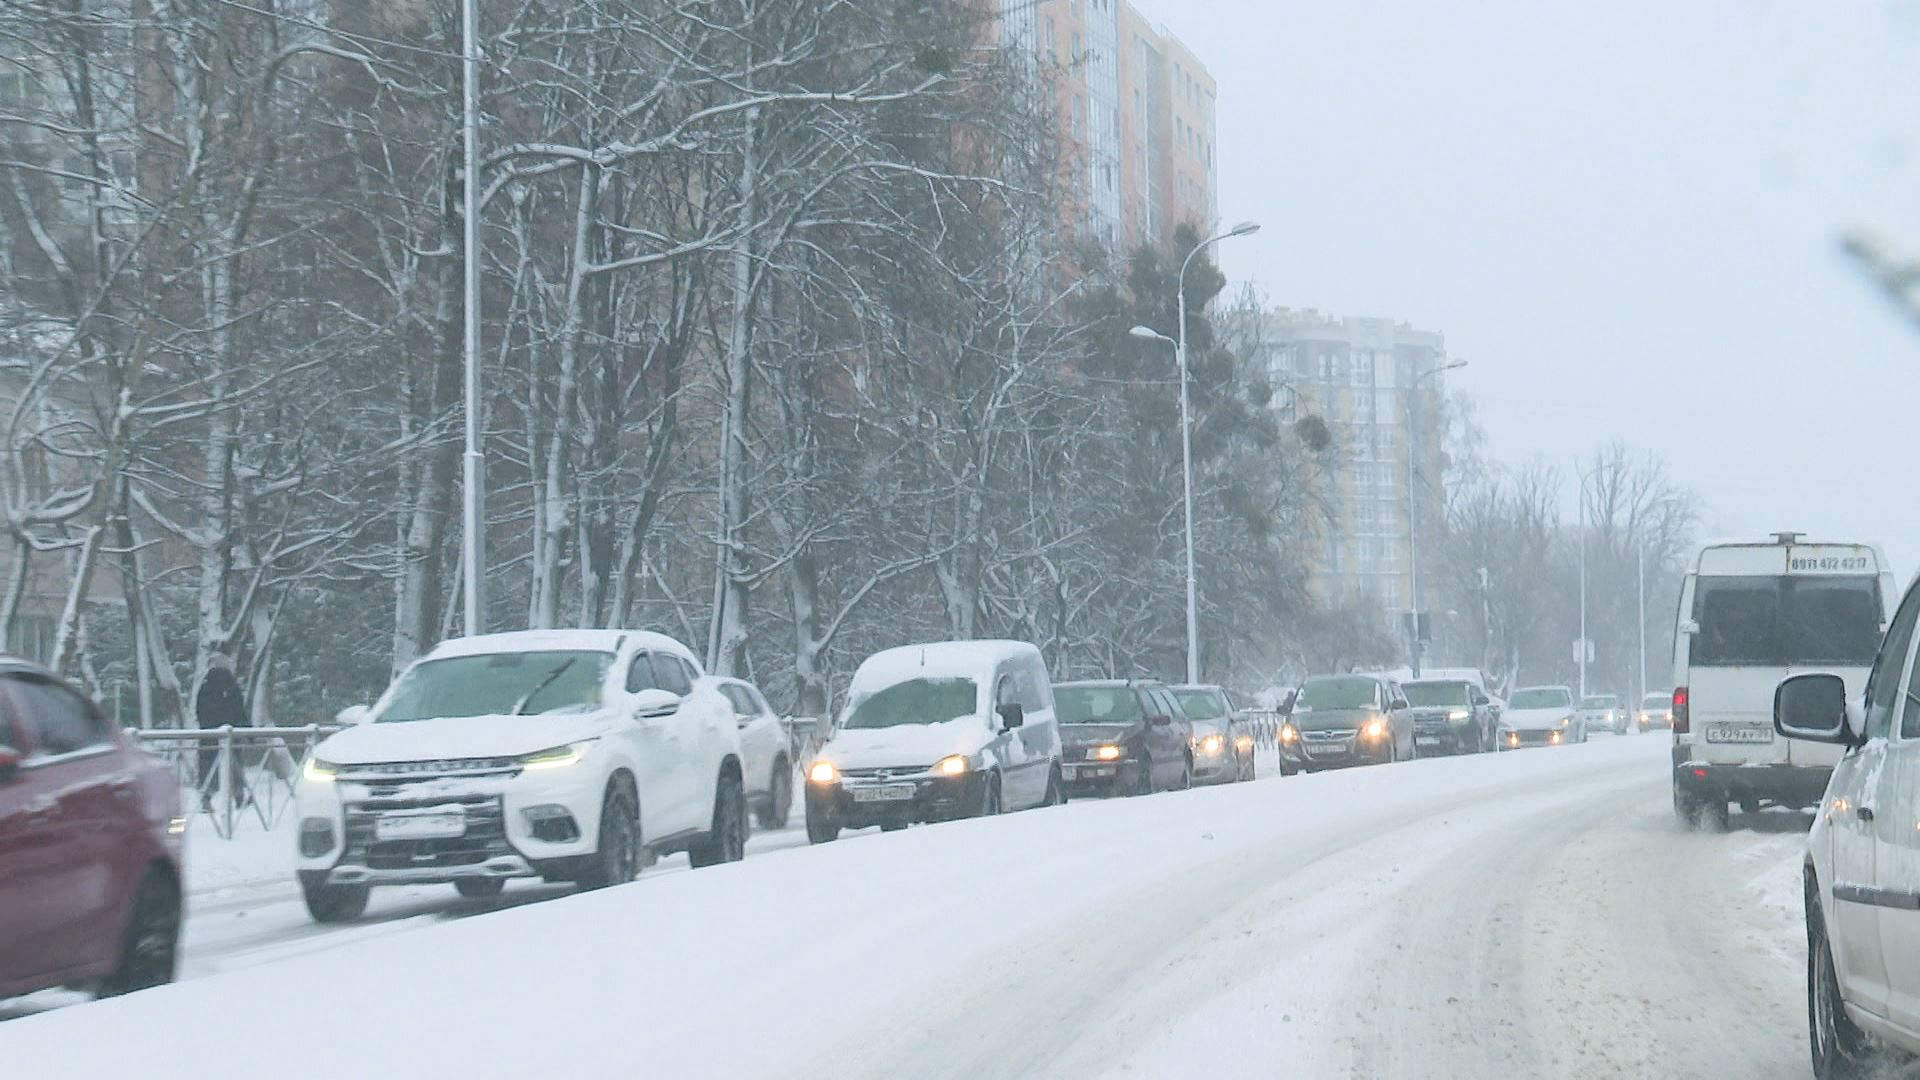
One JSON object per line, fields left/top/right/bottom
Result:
{"left": 1776, "top": 570, "right": 1920, "bottom": 1079}
{"left": 294, "top": 630, "right": 746, "bottom": 922}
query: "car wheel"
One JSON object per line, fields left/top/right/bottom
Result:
{"left": 577, "top": 786, "right": 641, "bottom": 889}
{"left": 1705, "top": 798, "right": 1732, "bottom": 833}
{"left": 1673, "top": 785, "right": 1702, "bottom": 830}
{"left": 1240, "top": 750, "right": 1256, "bottom": 782}
{"left": 455, "top": 878, "right": 506, "bottom": 899}
{"left": 99, "top": 868, "right": 181, "bottom": 996}
{"left": 300, "top": 872, "right": 371, "bottom": 924}
{"left": 977, "top": 773, "right": 1004, "bottom": 816}
{"left": 806, "top": 806, "right": 840, "bottom": 845}
{"left": 1040, "top": 766, "right": 1063, "bottom": 807}
{"left": 690, "top": 770, "right": 749, "bottom": 868}
{"left": 758, "top": 756, "right": 792, "bottom": 831}
{"left": 1135, "top": 754, "right": 1156, "bottom": 796}
{"left": 1811, "top": 902, "right": 1877, "bottom": 1079}
{"left": 1176, "top": 754, "right": 1194, "bottom": 790}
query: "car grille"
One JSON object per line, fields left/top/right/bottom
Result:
{"left": 1300, "top": 730, "right": 1355, "bottom": 754}
{"left": 338, "top": 758, "right": 521, "bottom": 781}
{"left": 342, "top": 793, "right": 512, "bottom": 870}
{"left": 839, "top": 766, "right": 931, "bottom": 782}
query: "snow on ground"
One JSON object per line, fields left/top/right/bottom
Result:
{"left": 10, "top": 735, "right": 1816, "bottom": 1080}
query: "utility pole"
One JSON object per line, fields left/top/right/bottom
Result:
{"left": 1637, "top": 540, "right": 1648, "bottom": 706}
{"left": 459, "top": 0, "right": 485, "bottom": 637}
{"left": 1577, "top": 465, "right": 1589, "bottom": 698}
{"left": 1406, "top": 359, "right": 1467, "bottom": 679}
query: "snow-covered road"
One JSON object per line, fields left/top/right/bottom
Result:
{"left": 10, "top": 735, "right": 1815, "bottom": 1080}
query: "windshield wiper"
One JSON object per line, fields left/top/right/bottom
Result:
{"left": 514, "top": 658, "right": 577, "bottom": 715}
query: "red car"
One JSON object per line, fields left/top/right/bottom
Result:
{"left": 0, "top": 657, "right": 183, "bottom": 1000}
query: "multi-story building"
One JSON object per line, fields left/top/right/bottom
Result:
{"left": 999, "top": 0, "right": 1219, "bottom": 257}
{"left": 1252, "top": 313, "right": 1452, "bottom": 615}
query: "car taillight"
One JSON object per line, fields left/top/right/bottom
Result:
{"left": 1672, "top": 686, "right": 1689, "bottom": 734}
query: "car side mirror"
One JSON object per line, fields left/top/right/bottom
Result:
{"left": 1774, "top": 674, "right": 1853, "bottom": 745}
{"left": 633, "top": 688, "right": 682, "bottom": 719}
{"left": 1679, "top": 619, "right": 1700, "bottom": 637}
{"left": 0, "top": 746, "right": 20, "bottom": 783}
{"left": 1148, "top": 713, "right": 1173, "bottom": 727}
{"left": 998, "top": 703, "right": 1025, "bottom": 730}
{"left": 335, "top": 705, "right": 373, "bottom": 726}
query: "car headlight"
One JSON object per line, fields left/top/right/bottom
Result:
{"left": 1549, "top": 731, "right": 1563, "bottom": 744}
{"left": 1447, "top": 709, "right": 1470, "bottom": 721}
{"left": 1095, "top": 744, "right": 1124, "bottom": 761}
{"left": 303, "top": 758, "right": 339, "bottom": 784}
{"left": 1279, "top": 724, "right": 1299, "bottom": 744}
{"left": 1362, "top": 718, "right": 1388, "bottom": 739}
{"left": 1200, "top": 734, "right": 1225, "bottom": 754}
{"left": 809, "top": 760, "right": 839, "bottom": 784}
{"left": 1559, "top": 716, "right": 1570, "bottom": 727}
{"left": 521, "top": 740, "right": 596, "bottom": 771}
{"left": 936, "top": 754, "right": 970, "bottom": 777}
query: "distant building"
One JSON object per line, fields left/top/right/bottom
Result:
{"left": 996, "top": 0, "right": 1220, "bottom": 256}
{"left": 1250, "top": 313, "right": 1452, "bottom": 615}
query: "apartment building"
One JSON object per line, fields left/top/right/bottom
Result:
{"left": 1253, "top": 313, "right": 1453, "bottom": 614}
{"left": 1000, "top": 0, "right": 1220, "bottom": 257}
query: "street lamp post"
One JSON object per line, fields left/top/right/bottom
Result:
{"left": 1124, "top": 220, "right": 1258, "bottom": 685}
{"left": 460, "top": 0, "right": 485, "bottom": 637}
{"left": 1575, "top": 463, "right": 1593, "bottom": 699}
{"left": 1405, "top": 359, "right": 1467, "bottom": 679}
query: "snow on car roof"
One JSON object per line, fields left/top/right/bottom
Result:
{"left": 849, "top": 640, "right": 1040, "bottom": 691}
{"left": 425, "top": 629, "right": 698, "bottom": 665}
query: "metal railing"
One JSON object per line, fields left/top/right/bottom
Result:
{"left": 131, "top": 726, "right": 339, "bottom": 840}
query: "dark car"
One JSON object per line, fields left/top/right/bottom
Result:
{"left": 1054, "top": 680, "right": 1195, "bottom": 796}
{"left": 0, "top": 657, "right": 183, "bottom": 1001}
{"left": 1402, "top": 678, "right": 1497, "bottom": 755}
{"left": 1172, "top": 684, "right": 1256, "bottom": 784}
{"left": 1277, "top": 674, "right": 1415, "bottom": 773}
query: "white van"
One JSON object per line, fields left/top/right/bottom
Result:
{"left": 802, "top": 641, "right": 1063, "bottom": 842}
{"left": 1671, "top": 532, "right": 1893, "bottom": 827}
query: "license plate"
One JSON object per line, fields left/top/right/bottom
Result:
{"left": 852, "top": 784, "right": 917, "bottom": 803}
{"left": 1416, "top": 736, "right": 1442, "bottom": 747}
{"left": 1705, "top": 725, "right": 1774, "bottom": 744}
{"left": 375, "top": 810, "right": 466, "bottom": 841}
{"left": 1305, "top": 743, "right": 1341, "bottom": 757}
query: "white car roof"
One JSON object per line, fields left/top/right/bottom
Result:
{"left": 425, "top": 629, "right": 700, "bottom": 668}
{"left": 850, "top": 640, "right": 1040, "bottom": 692}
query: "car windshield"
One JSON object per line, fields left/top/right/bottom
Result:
{"left": 1581, "top": 696, "right": 1617, "bottom": 709}
{"left": 1692, "top": 574, "right": 1883, "bottom": 667}
{"left": 1510, "top": 689, "right": 1573, "bottom": 709}
{"left": 1404, "top": 682, "right": 1470, "bottom": 707}
{"left": 1171, "top": 689, "right": 1228, "bottom": 720}
{"left": 1643, "top": 694, "right": 1672, "bottom": 708}
{"left": 1056, "top": 686, "right": 1146, "bottom": 724}
{"left": 843, "top": 678, "right": 979, "bottom": 729}
{"left": 377, "top": 652, "right": 613, "bottom": 722}
{"left": 1295, "top": 677, "right": 1378, "bottom": 710}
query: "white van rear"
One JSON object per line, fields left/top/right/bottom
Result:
{"left": 1671, "top": 533, "right": 1892, "bottom": 824}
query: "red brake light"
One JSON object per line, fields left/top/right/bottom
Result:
{"left": 1672, "top": 686, "right": 1690, "bottom": 734}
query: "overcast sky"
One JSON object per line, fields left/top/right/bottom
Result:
{"left": 1131, "top": 0, "right": 1920, "bottom": 576}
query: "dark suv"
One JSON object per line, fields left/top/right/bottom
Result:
{"left": 1053, "top": 680, "right": 1195, "bottom": 796}
{"left": 1402, "top": 678, "right": 1496, "bottom": 755}
{"left": 0, "top": 657, "right": 183, "bottom": 1000}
